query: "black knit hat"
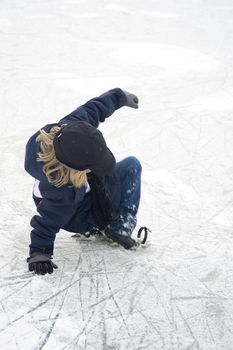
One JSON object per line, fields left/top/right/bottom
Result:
{"left": 53, "top": 121, "right": 116, "bottom": 176}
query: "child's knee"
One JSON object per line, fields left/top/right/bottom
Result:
{"left": 125, "top": 156, "right": 142, "bottom": 174}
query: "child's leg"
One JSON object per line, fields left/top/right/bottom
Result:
{"left": 107, "top": 156, "right": 142, "bottom": 237}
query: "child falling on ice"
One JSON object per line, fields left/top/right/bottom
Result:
{"left": 25, "top": 88, "right": 142, "bottom": 275}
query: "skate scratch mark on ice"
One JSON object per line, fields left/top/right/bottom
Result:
{"left": 159, "top": 264, "right": 185, "bottom": 279}
{"left": 206, "top": 318, "right": 216, "bottom": 345}
{"left": 74, "top": 270, "right": 133, "bottom": 276}
{"left": 0, "top": 272, "right": 33, "bottom": 281}
{"left": 128, "top": 284, "right": 143, "bottom": 314}
{"left": 138, "top": 341, "right": 163, "bottom": 350}
{"left": 62, "top": 310, "right": 95, "bottom": 350}
{"left": 134, "top": 306, "right": 165, "bottom": 347}
{"left": 192, "top": 116, "right": 203, "bottom": 162}
{"left": 0, "top": 276, "right": 83, "bottom": 332}
{"left": 187, "top": 310, "right": 208, "bottom": 322}
{"left": 38, "top": 254, "right": 83, "bottom": 349}
{"left": 137, "top": 338, "right": 164, "bottom": 350}
{"left": 146, "top": 271, "right": 173, "bottom": 326}
{"left": 78, "top": 251, "right": 90, "bottom": 350}
{"left": 0, "top": 301, "right": 19, "bottom": 349}
{"left": 3, "top": 275, "right": 139, "bottom": 330}
{"left": 138, "top": 333, "right": 147, "bottom": 349}
{"left": 79, "top": 276, "right": 85, "bottom": 322}
{"left": 100, "top": 311, "right": 107, "bottom": 350}
{"left": 176, "top": 134, "right": 192, "bottom": 156}
{"left": 38, "top": 310, "right": 61, "bottom": 350}
{"left": 88, "top": 246, "right": 105, "bottom": 303}
{"left": 203, "top": 198, "right": 233, "bottom": 224}
{"left": 47, "top": 260, "right": 67, "bottom": 323}
{"left": 0, "top": 276, "right": 33, "bottom": 288}
{"left": 172, "top": 296, "right": 233, "bottom": 301}
{"left": 0, "top": 280, "right": 32, "bottom": 303}
{"left": 186, "top": 267, "right": 222, "bottom": 298}
{"left": 159, "top": 205, "right": 178, "bottom": 221}
{"left": 199, "top": 133, "right": 219, "bottom": 150}
{"left": 103, "top": 257, "right": 131, "bottom": 337}
{"left": 38, "top": 264, "right": 66, "bottom": 350}
{"left": 127, "top": 267, "right": 156, "bottom": 316}
{"left": 0, "top": 261, "right": 10, "bottom": 272}
{"left": 175, "top": 303, "right": 201, "bottom": 350}
{"left": 121, "top": 262, "right": 135, "bottom": 285}
{"left": 169, "top": 292, "right": 182, "bottom": 350}
{"left": 63, "top": 252, "right": 98, "bottom": 350}
{"left": 221, "top": 318, "right": 233, "bottom": 337}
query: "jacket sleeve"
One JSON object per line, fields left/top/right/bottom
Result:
{"left": 58, "top": 88, "right": 127, "bottom": 127}
{"left": 29, "top": 196, "right": 77, "bottom": 255}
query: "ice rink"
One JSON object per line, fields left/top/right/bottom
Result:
{"left": 1, "top": 0, "right": 233, "bottom": 349}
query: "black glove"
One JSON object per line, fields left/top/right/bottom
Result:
{"left": 123, "top": 90, "right": 139, "bottom": 109}
{"left": 27, "top": 252, "right": 58, "bottom": 275}
{"left": 105, "top": 228, "right": 139, "bottom": 250}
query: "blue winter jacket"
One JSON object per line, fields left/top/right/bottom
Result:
{"left": 25, "top": 88, "right": 127, "bottom": 255}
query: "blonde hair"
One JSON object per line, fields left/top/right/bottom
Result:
{"left": 36, "top": 125, "right": 89, "bottom": 188}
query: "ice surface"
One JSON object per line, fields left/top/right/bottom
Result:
{"left": 1, "top": 0, "right": 233, "bottom": 349}
{"left": 113, "top": 43, "right": 221, "bottom": 73}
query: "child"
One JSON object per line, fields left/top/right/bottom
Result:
{"left": 25, "top": 88, "right": 142, "bottom": 275}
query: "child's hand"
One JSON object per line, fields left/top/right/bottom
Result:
{"left": 123, "top": 90, "right": 139, "bottom": 109}
{"left": 27, "top": 252, "right": 58, "bottom": 275}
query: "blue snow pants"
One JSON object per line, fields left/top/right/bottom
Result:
{"left": 107, "top": 156, "right": 142, "bottom": 236}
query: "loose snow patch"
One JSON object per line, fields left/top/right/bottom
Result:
{"left": 0, "top": 18, "right": 12, "bottom": 28}
{"left": 105, "top": 4, "right": 130, "bottom": 13}
{"left": 70, "top": 13, "right": 99, "bottom": 18}
{"left": 53, "top": 76, "right": 133, "bottom": 93}
{"left": 189, "top": 89, "right": 233, "bottom": 111}
{"left": 112, "top": 43, "right": 221, "bottom": 74}
{"left": 139, "top": 10, "right": 179, "bottom": 19}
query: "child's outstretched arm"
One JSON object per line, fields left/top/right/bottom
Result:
{"left": 27, "top": 190, "right": 80, "bottom": 275}
{"left": 58, "top": 88, "right": 139, "bottom": 127}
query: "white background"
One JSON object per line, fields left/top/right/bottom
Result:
{"left": 1, "top": 0, "right": 233, "bottom": 349}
